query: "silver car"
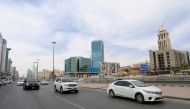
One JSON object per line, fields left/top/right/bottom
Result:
{"left": 17, "top": 80, "right": 24, "bottom": 86}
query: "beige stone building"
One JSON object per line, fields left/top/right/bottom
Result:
{"left": 119, "top": 66, "right": 141, "bottom": 77}
{"left": 42, "top": 69, "right": 52, "bottom": 80}
{"left": 42, "top": 69, "right": 64, "bottom": 80}
{"left": 54, "top": 69, "right": 63, "bottom": 78}
{"left": 149, "top": 25, "right": 188, "bottom": 74}
{"left": 100, "top": 62, "right": 120, "bottom": 76}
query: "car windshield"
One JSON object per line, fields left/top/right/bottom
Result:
{"left": 26, "top": 79, "right": 38, "bottom": 83}
{"left": 62, "top": 79, "right": 74, "bottom": 82}
{"left": 131, "top": 81, "right": 149, "bottom": 87}
{"left": 42, "top": 80, "right": 47, "bottom": 82}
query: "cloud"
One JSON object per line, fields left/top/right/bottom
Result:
{"left": 0, "top": 0, "right": 189, "bottom": 76}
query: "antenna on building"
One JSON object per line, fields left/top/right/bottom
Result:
{"left": 161, "top": 10, "right": 170, "bottom": 28}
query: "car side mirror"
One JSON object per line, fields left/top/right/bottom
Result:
{"left": 129, "top": 85, "right": 134, "bottom": 88}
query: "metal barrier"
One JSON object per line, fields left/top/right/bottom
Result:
{"left": 83, "top": 75, "right": 190, "bottom": 84}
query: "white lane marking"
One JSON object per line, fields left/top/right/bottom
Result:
{"left": 55, "top": 95, "right": 86, "bottom": 109}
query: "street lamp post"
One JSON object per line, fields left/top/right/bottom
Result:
{"left": 52, "top": 42, "right": 56, "bottom": 81}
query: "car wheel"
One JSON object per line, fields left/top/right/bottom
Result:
{"left": 109, "top": 90, "right": 115, "bottom": 98}
{"left": 36, "top": 86, "right": 40, "bottom": 90}
{"left": 54, "top": 85, "right": 58, "bottom": 92}
{"left": 60, "top": 87, "right": 64, "bottom": 94}
{"left": 136, "top": 93, "right": 144, "bottom": 103}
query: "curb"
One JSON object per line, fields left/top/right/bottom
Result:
{"left": 164, "top": 96, "right": 190, "bottom": 101}
{"left": 81, "top": 86, "right": 106, "bottom": 91}
{"left": 81, "top": 86, "right": 190, "bottom": 101}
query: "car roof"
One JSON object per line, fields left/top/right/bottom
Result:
{"left": 26, "top": 79, "right": 38, "bottom": 81}
{"left": 117, "top": 79, "right": 139, "bottom": 82}
{"left": 60, "top": 78, "right": 72, "bottom": 79}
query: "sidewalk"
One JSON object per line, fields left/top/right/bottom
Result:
{"left": 80, "top": 83, "right": 190, "bottom": 101}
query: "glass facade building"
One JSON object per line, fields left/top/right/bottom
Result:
{"left": 65, "top": 57, "right": 78, "bottom": 72}
{"left": 91, "top": 40, "right": 104, "bottom": 69}
{"left": 79, "top": 57, "right": 91, "bottom": 72}
{"left": 65, "top": 57, "right": 91, "bottom": 72}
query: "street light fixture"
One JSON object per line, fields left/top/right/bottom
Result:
{"left": 52, "top": 41, "right": 56, "bottom": 81}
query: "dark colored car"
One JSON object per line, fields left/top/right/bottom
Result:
{"left": 23, "top": 79, "right": 40, "bottom": 90}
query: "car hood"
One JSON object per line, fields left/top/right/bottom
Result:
{"left": 138, "top": 86, "right": 161, "bottom": 92}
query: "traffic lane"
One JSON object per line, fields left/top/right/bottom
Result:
{"left": 1, "top": 84, "right": 190, "bottom": 109}
{"left": 0, "top": 84, "right": 14, "bottom": 103}
{"left": 0, "top": 84, "right": 79, "bottom": 109}
{"left": 53, "top": 87, "right": 190, "bottom": 109}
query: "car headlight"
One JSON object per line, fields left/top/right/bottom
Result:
{"left": 26, "top": 83, "right": 29, "bottom": 86}
{"left": 143, "top": 90, "right": 155, "bottom": 94}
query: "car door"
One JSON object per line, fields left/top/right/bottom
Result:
{"left": 113, "top": 81, "right": 124, "bottom": 96}
{"left": 120, "top": 81, "right": 135, "bottom": 98}
{"left": 55, "top": 79, "right": 61, "bottom": 90}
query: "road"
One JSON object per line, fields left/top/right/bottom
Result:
{"left": 0, "top": 83, "right": 190, "bottom": 109}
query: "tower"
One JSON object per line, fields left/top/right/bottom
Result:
{"left": 91, "top": 40, "right": 104, "bottom": 68}
{"left": 157, "top": 25, "right": 171, "bottom": 50}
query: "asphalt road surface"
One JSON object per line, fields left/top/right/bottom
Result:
{"left": 0, "top": 83, "right": 190, "bottom": 109}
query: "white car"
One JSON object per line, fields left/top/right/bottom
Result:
{"left": 6, "top": 80, "right": 12, "bottom": 84}
{"left": 54, "top": 78, "right": 79, "bottom": 93}
{"left": 0, "top": 80, "right": 3, "bottom": 86}
{"left": 107, "top": 79, "right": 164, "bottom": 103}
{"left": 1, "top": 79, "right": 7, "bottom": 86}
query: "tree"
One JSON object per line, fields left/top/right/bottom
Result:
{"left": 181, "top": 63, "right": 189, "bottom": 70}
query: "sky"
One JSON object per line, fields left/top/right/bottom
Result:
{"left": 0, "top": 0, "right": 190, "bottom": 76}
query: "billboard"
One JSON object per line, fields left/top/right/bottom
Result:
{"left": 140, "top": 64, "right": 148, "bottom": 75}
{"left": 88, "top": 67, "right": 100, "bottom": 73}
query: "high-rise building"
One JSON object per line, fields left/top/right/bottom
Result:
{"left": 5, "top": 48, "right": 11, "bottom": 74}
{"left": 157, "top": 26, "right": 171, "bottom": 50}
{"left": 91, "top": 40, "right": 104, "bottom": 69}
{"left": 6, "top": 58, "right": 12, "bottom": 75}
{"left": 11, "top": 66, "right": 17, "bottom": 80}
{"left": 27, "top": 69, "right": 33, "bottom": 78}
{"left": 65, "top": 56, "right": 91, "bottom": 72}
{"left": 149, "top": 25, "right": 188, "bottom": 74}
{"left": 0, "top": 39, "right": 7, "bottom": 73}
{"left": 0, "top": 34, "right": 3, "bottom": 73}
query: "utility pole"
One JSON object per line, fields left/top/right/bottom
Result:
{"left": 52, "top": 42, "right": 56, "bottom": 81}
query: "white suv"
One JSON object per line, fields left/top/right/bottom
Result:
{"left": 54, "top": 78, "right": 79, "bottom": 93}
{"left": 107, "top": 79, "right": 164, "bottom": 103}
